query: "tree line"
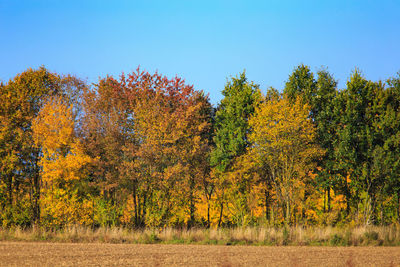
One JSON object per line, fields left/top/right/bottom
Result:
{"left": 1, "top": 65, "right": 400, "bottom": 228}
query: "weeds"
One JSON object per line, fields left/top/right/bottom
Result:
{"left": 1, "top": 225, "right": 399, "bottom": 246}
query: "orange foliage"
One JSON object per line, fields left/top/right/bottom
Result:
{"left": 32, "top": 96, "right": 93, "bottom": 226}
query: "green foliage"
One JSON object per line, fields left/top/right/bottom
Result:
{"left": 284, "top": 64, "right": 316, "bottom": 106}
{"left": 364, "top": 230, "right": 379, "bottom": 241}
{"left": 330, "top": 233, "right": 346, "bottom": 246}
{"left": 0, "top": 201, "right": 32, "bottom": 228}
{"left": 313, "top": 69, "right": 338, "bottom": 193}
{"left": 1, "top": 66, "right": 400, "bottom": 229}
{"left": 94, "top": 198, "right": 122, "bottom": 227}
{"left": 210, "top": 71, "right": 260, "bottom": 172}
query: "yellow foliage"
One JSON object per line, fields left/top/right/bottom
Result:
{"left": 121, "top": 195, "right": 135, "bottom": 225}
{"left": 248, "top": 183, "right": 265, "bottom": 218}
{"left": 248, "top": 95, "right": 324, "bottom": 224}
{"left": 195, "top": 195, "right": 209, "bottom": 222}
{"left": 32, "top": 96, "right": 93, "bottom": 226}
{"left": 332, "top": 193, "right": 347, "bottom": 211}
{"left": 33, "top": 97, "right": 92, "bottom": 186}
{"left": 41, "top": 188, "right": 93, "bottom": 227}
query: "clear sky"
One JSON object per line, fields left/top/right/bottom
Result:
{"left": 1, "top": 0, "right": 399, "bottom": 104}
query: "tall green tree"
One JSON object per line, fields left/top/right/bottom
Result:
{"left": 334, "top": 70, "right": 387, "bottom": 224}
{"left": 284, "top": 66, "right": 344, "bottom": 216}
{"left": 313, "top": 69, "right": 338, "bottom": 213}
{"left": 284, "top": 65, "right": 335, "bottom": 219}
{"left": 376, "top": 74, "right": 400, "bottom": 222}
{"left": 210, "top": 71, "right": 260, "bottom": 226}
{"left": 284, "top": 64, "right": 317, "bottom": 108}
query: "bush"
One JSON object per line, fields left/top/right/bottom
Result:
{"left": 330, "top": 233, "right": 346, "bottom": 246}
{"left": 1, "top": 203, "right": 32, "bottom": 228}
{"left": 94, "top": 199, "right": 122, "bottom": 227}
{"left": 364, "top": 231, "right": 379, "bottom": 241}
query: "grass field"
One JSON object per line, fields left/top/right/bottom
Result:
{"left": 0, "top": 242, "right": 399, "bottom": 267}
{"left": 1, "top": 226, "right": 400, "bottom": 246}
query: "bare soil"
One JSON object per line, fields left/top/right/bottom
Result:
{"left": 0, "top": 242, "right": 399, "bottom": 267}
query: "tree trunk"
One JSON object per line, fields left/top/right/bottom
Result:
{"left": 327, "top": 186, "right": 331, "bottom": 212}
{"left": 132, "top": 182, "right": 138, "bottom": 226}
{"left": 285, "top": 198, "right": 290, "bottom": 226}
{"left": 189, "top": 176, "right": 195, "bottom": 228}
{"left": 207, "top": 199, "right": 211, "bottom": 228}
{"left": 397, "top": 190, "right": 400, "bottom": 223}
{"left": 189, "top": 196, "right": 195, "bottom": 228}
{"left": 218, "top": 202, "right": 223, "bottom": 228}
{"left": 7, "top": 175, "right": 12, "bottom": 206}
{"left": 33, "top": 172, "right": 41, "bottom": 225}
{"left": 344, "top": 175, "right": 351, "bottom": 215}
{"left": 265, "top": 189, "right": 270, "bottom": 221}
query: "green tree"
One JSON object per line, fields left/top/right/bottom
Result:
{"left": 210, "top": 71, "right": 260, "bottom": 226}
{"left": 313, "top": 69, "right": 338, "bottom": 213}
{"left": 334, "top": 70, "right": 387, "bottom": 224}
{"left": 284, "top": 65, "right": 339, "bottom": 218}
{"left": 284, "top": 64, "right": 316, "bottom": 108}
{"left": 375, "top": 74, "right": 400, "bottom": 222}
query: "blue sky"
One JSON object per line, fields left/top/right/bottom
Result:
{"left": 1, "top": 0, "right": 399, "bottom": 104}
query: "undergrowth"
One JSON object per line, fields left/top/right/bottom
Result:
{"left": 1, "top": 225, "right": 400, "bottom": 246}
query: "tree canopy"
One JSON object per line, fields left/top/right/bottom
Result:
{"left": 1, "top": 65, "right": 400, "bottom": 227}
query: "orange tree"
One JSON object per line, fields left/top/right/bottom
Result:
{"left": 80, "top": 68, "right": 212, "bottom": 227}
{"left": 32, "top": 96, "right": 93, "bottom": 227}
{"left": 122, "top": 69, "right": 212, "bottom": 227}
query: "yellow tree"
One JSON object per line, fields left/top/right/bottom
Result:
{"left": 225, "top": 155, "right": 266, "bottom": 226}
{"left": 248, "top": 94, "right": 324, "bottom": 225}
{"left": 32, "top": 96, "right": 93, "bottom": 226}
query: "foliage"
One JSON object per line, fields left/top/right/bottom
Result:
{"left": 1, "top": 65, "right": 400, "bottom": 228}
{"left": 210, "top": 71, "right": 260, "bottom": 226}
{"left": 0, "top": 67, "right": 61, "bottom": 224}
{"left": 32, "top": 96, "right": 93, "bottom": 227}
{"left": 248, "top": 94, "right": 324, "bottom": 225}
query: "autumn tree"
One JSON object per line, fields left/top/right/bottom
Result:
{"left": 0, "top": 67, "right": 61, "bottom": 225}
{"left": 248, "top": 94, "right": 323, "bottom": 225}
{"left": 122, "top": 69, "right": 212, "bottom": 227}
{"left": 80, "top": 69, "right": 212, "bottom": 227}
{"left": 80, "top": 76, "right": 131, "bottom": 225}
{"left": 179, "top": 92, "right": 213, "bottom": 227}
{"left": 31, "top": 95, "right": 92, "bottom": 226}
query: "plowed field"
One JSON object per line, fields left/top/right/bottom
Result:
{"left": 0, "top": 242, "right": 399, "bottom": 266}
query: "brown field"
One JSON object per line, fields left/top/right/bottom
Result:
{"left": 0, "top": 242, "right": 399, "bottom": 267}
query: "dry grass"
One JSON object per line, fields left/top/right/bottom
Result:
{"left": 1, "top": 242, "right": 399, "bottom": 266}
{"left": 1, "top": 225, "right": 400, "bottom": 246}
